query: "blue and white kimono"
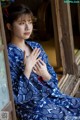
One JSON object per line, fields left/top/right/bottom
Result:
{"left": 7, "top": 40, "right": 80, "bottom": 120}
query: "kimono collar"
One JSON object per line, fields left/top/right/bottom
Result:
{"left": 25, "top": 40, "right": 36, "bottom": 50}
{"left": 8, "top": 40, "right": 36, "bottom": 52}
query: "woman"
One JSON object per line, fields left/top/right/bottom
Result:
{"left": 3, "top": 3, "right": 80, "bottom": 120}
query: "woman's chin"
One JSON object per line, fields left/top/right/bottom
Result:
{"left": 24, "top": 36, "right": 30, "bottom": 40}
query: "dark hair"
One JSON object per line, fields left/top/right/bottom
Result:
{"left": 3, "top": 3, "right": 35, "bottom": 25}
{"left": 3, "top": 3, "right": 35, "bottom": 43}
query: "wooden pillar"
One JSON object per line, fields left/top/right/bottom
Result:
{"left": 0, "top": 2, "right": 16, "bottom": 120}
{"left": 50, "top": 0, "right": 62, "bottom": 67}
{"left": 77, "top": 4, "right": 80, "bottom": 33}
{"left": 51, "top": 0, "right": 78, "bottom": 74}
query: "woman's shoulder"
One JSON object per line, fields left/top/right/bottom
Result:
{"left": 7, "top": 43, "right": 23, "bottom": 58}
{"left": 7, "top": 43, "right": 14, "bottom": 54}
{"left": 26, "top": 40, "right": 43, "bottom": 49}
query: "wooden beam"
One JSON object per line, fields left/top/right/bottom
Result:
{"left": 51, "top": 0, "right": 78, "bottom": 74}
{"left": 77, "top": 4, "right": 80, "bottom": 33}
{"left": 50, "top": 0, "right": 62, "bottom": 67}
{"left": 0, "top": 2, "right": 17, "bottom": 120}
{"left": 59, "top": 1, "right": 78, "bottom": 74}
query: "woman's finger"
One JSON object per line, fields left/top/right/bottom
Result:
{"left": 31, "top": 48, "right": 41, "bottom": 59}
{"left": 33, "top": 68, "right": 36, "bottom": 73}
{"left": 34, "top": 48, "right": 41, "bottom": 57}
{"left": 35, "top": 50, "right": 41, "bottom": 58}
{"left": 31, "top": 48, "right": 39, "bottom": 55}
{"left": 33, "top": 65, "right": 38, "bottom": 71}
{"left": 37, "top": 61, "right": 42, "bottom": 68}
{"left": 31, "top": 48, "right": 37, "bottom": 55}
{"left": 35, "top": 64, "right": 40, "bottom": 71}
{"left": 39, "top": 59, "right": 45, "bottom": 65}
{"left": 36, "top": 57, "right": 42, "bottom": 62}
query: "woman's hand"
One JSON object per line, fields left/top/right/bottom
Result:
{"left": 33, "top": 59, "right": 51, "bottom": 81}
{"left": 24, "top": 48, "right": 41, "bottom": 79}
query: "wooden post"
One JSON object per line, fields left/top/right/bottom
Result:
{"left": 50, "top": 0, "right": 62, "bottom": 67}
{"left": 0, "top": 2, "right": 16, "bottom": 120}
{"left": 77, "top": 4, "right": 80, "bottom": 33}
{"left": 51, "top": 0, "right": 78, "bottom": 74}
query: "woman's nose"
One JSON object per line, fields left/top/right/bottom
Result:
{"left": 25, "top": 23, "right": 29, "bottom": 30}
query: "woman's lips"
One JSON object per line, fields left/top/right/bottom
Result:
{"left": 24, "top": 32, "right": 30, "bottom": 35}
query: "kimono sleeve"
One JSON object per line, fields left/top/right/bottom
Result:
{"left": 38, "top": 43, "right": 58, "bottom": 88}
{"left": 8, "top": 52, "right": 31, "bottom": 104}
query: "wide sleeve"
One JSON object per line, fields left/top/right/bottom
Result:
{"left": 38, "top": 43, "right": 58, "bottom": 88}
{"left": 8, "top": 50, "right": 33, "bottom": 104}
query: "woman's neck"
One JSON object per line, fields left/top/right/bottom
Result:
{"left": 11, "top": 37, "right": 26, "bottom": 51}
